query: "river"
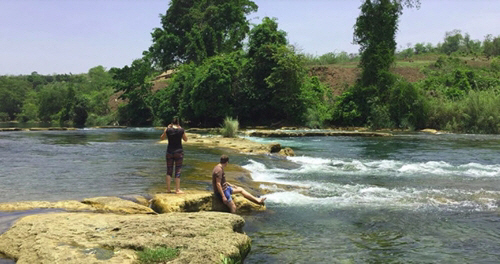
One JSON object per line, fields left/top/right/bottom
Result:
{"left": 1, "top": 128, "right": 499, "bottom": 263}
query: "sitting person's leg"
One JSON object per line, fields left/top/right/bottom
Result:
{"left": 231, "top": 186, "right": 266, "bottom": 205}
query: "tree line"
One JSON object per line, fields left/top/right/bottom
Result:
{"left": 1, "top": 0, "right": 500, "bottom": 133}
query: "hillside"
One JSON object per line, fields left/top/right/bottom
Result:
{"left": 109, "top": 55, "right": 491, "bottom": 111}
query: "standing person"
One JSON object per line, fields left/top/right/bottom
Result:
{"left": 212, "top": 155, "right": 266, "bottom": 213}
{"left": 161, "top": 117, "right": 188, "bottom": 194}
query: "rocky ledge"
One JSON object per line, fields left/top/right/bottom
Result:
{"left": 0, "top": 211, "right": 250, "bottom": 264}
{"left": 0, "top": 191, "right": 265, "bottom": 263}
{"left": 246, "top": 129, "right": 393, "bottom": 137}
{"left": 161, "top": 132, "right": 295, "bottom": 156}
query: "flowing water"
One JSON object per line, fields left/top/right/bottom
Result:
{"left": 1, "top": 128, "right": 500, "bottom": 263}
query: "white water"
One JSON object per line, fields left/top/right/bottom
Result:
{"left": 243, "top": 156, "right": 500, "bottom": 211}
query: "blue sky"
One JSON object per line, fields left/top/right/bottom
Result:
{"left": 1, "top": 0, "right": 499, "bottom": 75}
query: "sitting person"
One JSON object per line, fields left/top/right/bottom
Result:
{"left": 212, "top": 154, "right": 266, "bottom": 213}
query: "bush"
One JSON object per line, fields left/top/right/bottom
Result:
{"left": 137, "top": 247, "right": 180, "bottom": 264}
{"left": 220, "top": 116, "right": 239, "bottom": 138}
{"left": 388, "top": 80, "right": 427, "bottom": 129}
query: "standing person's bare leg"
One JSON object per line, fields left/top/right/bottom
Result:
{"left": 175, "top": 178, "right": 184, "bottom": 194}
{"left": 166, "top": 175, "right": 172, "bottom": 193}
{"left": 232, "top": 186, "right": 266, "bottom": 205}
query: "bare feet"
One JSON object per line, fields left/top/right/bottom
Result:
{"left": 166, "top": 190, "right": 172, "bottom": 193}
{"left": 175, "top": 190, "right": 185, "bottom": 194}
{"left": 258, "top": 197, "right": 267, "bottom": 205}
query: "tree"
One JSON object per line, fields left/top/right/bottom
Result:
{"left": 483, "top": 34, "right": 500, "bottom": 59}
{"left": 0, "top": 76, "right": 31, "bottom": 120}
{"left": 238, "top": 17, "right": 288, "bottom": 124}
{"left": 146, "top": 0, "right": 258, "bottom": 70}
{"left": 334, "top": 0, "right": 420, "bottom": 126}
{"left": 441, "top": 30, "right": 464, "bottom": 55}
{"left": 110, "top": 58, "right": 156, "bottom": 126}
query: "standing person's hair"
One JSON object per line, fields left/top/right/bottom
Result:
{"left": 172, "top": 117, "right": 179, "bottom": 125}
{"left": 220, "top": 155, "right": 229, "bottom": 164}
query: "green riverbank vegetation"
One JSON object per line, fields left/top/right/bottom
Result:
{"left": 1, "top": 0, "right": 500, "bottom": 133}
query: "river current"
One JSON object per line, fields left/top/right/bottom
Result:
{"left": 1, "top": 128, "right": 499, "bottom": 263}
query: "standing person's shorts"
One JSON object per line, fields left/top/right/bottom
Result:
{"left": 215, "top": 186, "right": 233, "bottom": 203}
{"left": 166, "top": 151, "right": 183, "bottom": 178}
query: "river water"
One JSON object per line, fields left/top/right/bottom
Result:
{"left": 1, "top": 128, "right": 499, "bottom": 263}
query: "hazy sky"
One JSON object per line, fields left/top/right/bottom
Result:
{"left": 1, "top": 0, "right": 499, "bottom": 75}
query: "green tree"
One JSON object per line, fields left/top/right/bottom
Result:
{"left": 483, "top": 34, "right": 500, "bottom": 59}
{"left": 239, "top": 17, "right": 288, "bottom": 124}
{"left": 0, "top": 76, "right": 31, "bottom": 120}
{"left": 110, "top": 58, "right": 156, "bottom": 126}
{"left": 37, "top": 82, "right": 68, "bottom": 122}
{"left": 334, "top": 0, "right": 420, "bottom": 126}
{"left": 440, "top": 30, "right": 464, "bottom": 55}
{"left": 146, "top": 0, "right": 258, "bottom": 69}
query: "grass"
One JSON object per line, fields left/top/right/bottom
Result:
{"left": 220, "top": 116, "right": 239, "bottom": 138}
{"left": 137, "top": 247, "right": 180, "bottom": 264}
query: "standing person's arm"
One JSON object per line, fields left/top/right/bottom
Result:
{"left": 182, "top": 132, "right": 188, "bottom": 142}
{"left": 160, "top": 128, "right": 167, "bottom": 140}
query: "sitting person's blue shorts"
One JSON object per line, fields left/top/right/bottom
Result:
{"left": 215, "top": 186, "right": 233, "bottom": 203}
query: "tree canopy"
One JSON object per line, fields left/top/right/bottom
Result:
{"left": 146, "top": 0, "right": 258, "bottom": 70}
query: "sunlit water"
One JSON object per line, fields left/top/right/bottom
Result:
{"left": 1, "top": 129, "right": 500, "bottom": 263}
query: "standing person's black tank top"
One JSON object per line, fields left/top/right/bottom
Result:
{"left": 166, "top": 127, "right": 184, "bottom": 154}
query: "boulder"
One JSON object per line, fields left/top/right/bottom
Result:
{"left": 269, "top": 143, "right": 282, "bottom": 153}
{"left": 150, "top": 191, "right": 266, "bottom": 214}
{"left": 0, "top": 211, "right": 251, "bottom": 264}
{"left": 150, "top": 191, "right": 213, "bottom": 213}
{"left": 279, "top": 147, "right": 295, "bottom": 156}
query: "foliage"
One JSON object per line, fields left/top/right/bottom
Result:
{"left": 189, "top": 52, "right": 242, "bottom": 126}
{"left": 220, "top": 116, "right": 239, "bottom": 137}
{"left": 146, "top": 0, "right": 258, "bottom": 70}
{"left": 220, "top": 254, "right": 242, "bottom": 264}
{"left": 301, "top": 76, "right": 333, "bottom": 128}
{"left": 137, "top": 247, "right": 180, "bottom": 264}
{"left": 425, "top": 90, "right": 500, "bottom": 134}
{"left": 483, "top": 34, "right": 500, "bottom": 59}
{"left": 388, "top": 79, "right": 427, "bottom": 129}
{"left": 110, "top": 58, "right": 156, "bottom": 126}
{"left": 0, "top": 76, "right": 31, "bottom": 120}
{"left": 238, "top": 17, "right": 292, "bottom": 124}
{"left": 303, "top": 51, "right": 358, "bottom": 65}
{"left": 332, "top": 90, "right": 363, "bottom": 126}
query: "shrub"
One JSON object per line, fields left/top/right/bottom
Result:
{"left": 220, "top": 116, "right": 239, "bottom": 137}
{"left": 137, "top": 247, "right": 180, "bottom": 264}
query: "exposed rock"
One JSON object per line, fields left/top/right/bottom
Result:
{"left": 279, "top": 147, "right": 295, "bottom": 156}
{"left": 150, "top": 191, "right": 213, "bottom": 214}
{"left": 159, "top": 133, "right": 296, "bottom": 156}
{"left": 269, "top": 143, "right": 281, "bottom": 153}
{"left": 82, "top": 197, "right": 155, "bottom": 215}
{"left": 0, "top": 200, "right": 95, "bottom": 212}
{"left": 247, "top": 129, "right": 392, "bottom": 137}
{"left": 150, "top": 190, "right": 266, "bottom": 214}
{"left": 420, "top": 128, "right": 438, "bottom": 134}
{"left": 0, "top": 211, "right": 251, "bottom": 264}
{"left": 0, "top": 197, "right": 154, "bottom": 215}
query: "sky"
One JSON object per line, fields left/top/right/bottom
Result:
{"left": 1, "top": 0, "right": 499, "bottom": 75}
